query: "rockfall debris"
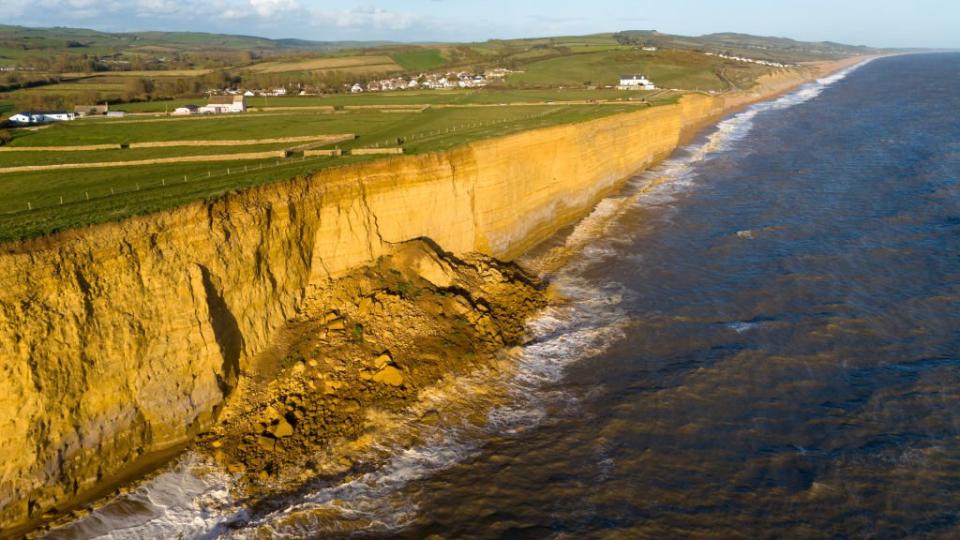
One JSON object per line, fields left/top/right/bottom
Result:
{"left": 194, "top": 239, "right": 546, "bottom": 501}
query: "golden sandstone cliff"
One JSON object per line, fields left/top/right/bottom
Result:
{"left": 0, "top": 59, "right": 859, "bottom": 532}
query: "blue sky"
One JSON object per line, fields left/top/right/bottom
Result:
{"left": 7, "top": 0, "right": 958, "bottom": 48}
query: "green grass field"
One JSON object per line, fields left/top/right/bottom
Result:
{"left": 391, "top": 49, "right": 447, "bottom": 71}
{"left": 505, "top": 49, "right": 771, "bottom": 91}
{"left": 0, "top": 98, "right": 673, "bottom": 242}
{"left": 116, "top": 88, "right": 665, "bottom": 113}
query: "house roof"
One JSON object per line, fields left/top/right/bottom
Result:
{"left": 208, "top": 95, "right": 245, "bottom": 105}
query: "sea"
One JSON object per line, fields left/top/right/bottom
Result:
{"left": 44, "top": 52, "right": 960, "bottom": 539}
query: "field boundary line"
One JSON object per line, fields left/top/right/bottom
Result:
{"left": 0, "top": 144, "right": 122, "bottom": 152}
{"left": 128, "top": 134, "right": 354, "bottom": 149}
{"left": 0, "top": 151, "right": 288, "bottom": 174}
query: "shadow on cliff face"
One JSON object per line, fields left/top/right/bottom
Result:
{"left": 199, "top": 265, "right": 243, "bottom": 396}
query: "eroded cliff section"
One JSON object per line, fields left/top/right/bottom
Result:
{"left": 0, "top": 59, "right": 857, "bottom": 532}
{"left": 193, "top": 240, "right": 545, "bottom": 513}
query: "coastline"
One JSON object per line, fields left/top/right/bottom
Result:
{"left": 0, "top": 55, "right": 874, "bottom": 537}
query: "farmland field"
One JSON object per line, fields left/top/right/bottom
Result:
{"left": 506, "top": 49, "right": 771, "bottom": 90}
{"left": 391, "top": 49, "right": 448, "bottom": 71}
{"left": 59, "top": 69, "right": 215, "bottom": 78}
{"left": 246, "top": 55, "right": 402, "bottom": 74}
{"left": 0, "top": 99, "right": 665, "bottom": 242}
{"left": 116, "top": 88, "right": 671, "bottom": 113}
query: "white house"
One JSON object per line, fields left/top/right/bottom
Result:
{"left": 350, "top": 83, "right": 364, "bottom": 93}
{"left": 8, "top": 111, "right": 76, "bottom": 124}
{"left": 198, "top": 95, "right": 246, "bottom": 114}
{"left": 8, "top": 113, "right": 32, "bottom": 124}
{"left": 173, "top": 105, "right": 199, "bottom": 115}
{"left": 618, "top": 74, "right": 656, "bottom": 90}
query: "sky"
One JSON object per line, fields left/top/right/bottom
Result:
{"left": 6, "top": 0, "right": 959, "bottom": 48}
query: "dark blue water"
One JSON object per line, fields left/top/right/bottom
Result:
{"left": 395, "top": 54, "right": 960, "bottom": 539}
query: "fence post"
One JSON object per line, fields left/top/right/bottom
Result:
{"left": 27, "top": 202, "right": 31, "bottom": 210}
{"left": 85, "top": 192, "right": 89, "bottom": 201}
{"left": 162, "top": 178, "right": 166, "bottom": 186}
{"left": 59, "top": 196, "right": 63, "bottom": 205}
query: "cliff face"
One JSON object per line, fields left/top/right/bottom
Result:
{"left": 0, "top": 62, "right": 844, "bottom": 531}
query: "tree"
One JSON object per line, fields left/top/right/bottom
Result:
{"left": 124, "top": 78, "right": 154, "bottom": 100}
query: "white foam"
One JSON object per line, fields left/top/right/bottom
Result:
{"left": 44, "top": 455, "right": 240, "bottom": 540}
{"left": 728, "top": 321, "right": 762, "bottom": 334}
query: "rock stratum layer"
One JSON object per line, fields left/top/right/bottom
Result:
{"left": 0, "top": 58, "right": 862, "bottom": 533}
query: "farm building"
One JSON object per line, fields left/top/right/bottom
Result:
{"left": 8, "top": 111, "right": 77, "bottom": 124}
{"left": 618, "top": 74, "right": 656, "bottom": 90}
{"left": 199, "top": 95, "right": 246, "bottom": 114}
{"left": 173, "top": 105, "right": 200, "bottom": 115}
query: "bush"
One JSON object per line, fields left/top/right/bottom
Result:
{"left": 0, "top": 130, "right": 11, "bottom": 146}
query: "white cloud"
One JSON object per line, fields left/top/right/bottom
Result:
{"left": 13, "top": 1, "right": 442, "bottom": 41}
{"left": 135, "top": 0, "right": 183, "bottom": 15}
{"left": 7, "top": 0, "right": 29, "bottom": 16}
{"left": 328, "top": 6, "right": 417, "bottom": 30}
{"left": 249, "top": 0, "right": 300, "bottom": 18}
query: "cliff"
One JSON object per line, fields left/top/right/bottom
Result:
{"left": 0, "top": 58, "right": 860, "bottom": 532}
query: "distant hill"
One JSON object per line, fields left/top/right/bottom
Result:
{"left": 611, "top": 30, "right": 877, "bottom": 61}
{"left": 0, "top": 25, "right": 390, "bottom": 63}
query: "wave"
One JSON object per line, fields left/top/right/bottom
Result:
{"left": 41, "top": 60, "right": 873, "bottom": 539}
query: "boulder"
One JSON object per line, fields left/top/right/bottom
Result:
{"left": 373, "top": 353, "right": 392, "bottom": 369}
{"left": 372, "top": 365, "right": 404, "bottom": 386}
{"left": 268, "top": 418, "right": 295, "bottom": 438}
{"left": 390, "top": 241, "right": 457, "bottom": 288}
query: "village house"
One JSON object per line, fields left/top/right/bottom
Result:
{"left": 199, "top": 95, "right": 246, "bottom": 114}
{"left": 350, "top": 83, "right": 364, "bottom": 93}
{"left": 73, "top": 104, "right": 108, "bottom": 117}
{"left": 704, "top": 51, "right": 788, "bottom": 68}
{"left": 618, "top": 74, "right": 657, "bottom": 90}
{"left": 172, "top": 105, "right": 199, "bottom": 115}
{"left": 8, "top": 111, "right": 76, "bottom": 125}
